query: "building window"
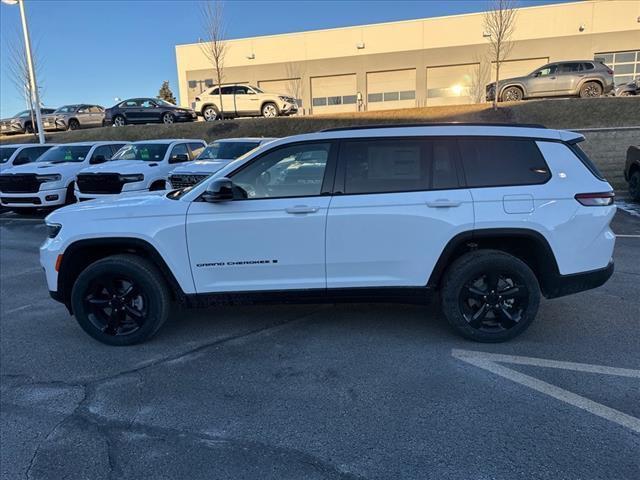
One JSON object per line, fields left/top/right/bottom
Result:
{"left": 313, "top": 95, "right": 356, "bottom": 106}
{"left": 368, "top": 90, "right": 415, "bottom": 103}
{"left": 204, "top": 79, "right": 214, "bottom": 87}
{"left": 342, "top": 95, "right": 357, "bottom": 104}
{"left": 188, "top": 80, "right": 197, "bottom": 89}
{"left": 327, "top": 96, "right": 342, "bottom": 105}
{"left": 595, "top": 51, "right": 639, "bottom": 86}
{"left": 312, "top": 97, "right": 327, "bottom": 107}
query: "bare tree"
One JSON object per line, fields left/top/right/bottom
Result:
{"left": 469, "top": 55, "right": 491, "bottom": 104}
{"left": 483, "top": 0, "right": 518, "bottom": 109}
{"left": 3, "top": 30, "right": 44, "bottom": 136}
{"left": 200, "top": 0, "right": 227, "bottom": 120}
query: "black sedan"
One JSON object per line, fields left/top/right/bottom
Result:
{"left": 104, "top": 98, "right": 197, "bottom": 126}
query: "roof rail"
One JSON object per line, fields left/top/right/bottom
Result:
{"left": 320, "top": 122, "right": 548, "bottom": 132}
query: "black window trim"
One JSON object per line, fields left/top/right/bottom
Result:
{"left": 201, "top": 140, "right": 339, "bottom": 202}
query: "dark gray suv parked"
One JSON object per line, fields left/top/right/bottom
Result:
{"left": 42, "top": 104, "right": 105, "bottom": 131}
{"left": 0, "top": 108, "right": 56, "bottom": 135}
{"left": 486, "top": 61, "right": 614, "bottom": 102}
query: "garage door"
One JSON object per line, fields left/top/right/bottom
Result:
{"left": 426, "top": 64, "right": 479, "bottom": 107}
{"left": 311, "top": 74, "right": 357, "bottom": 114}
{"left": 491, "top": 57, "right": 549, "bottom": 81}
{"left": 258, "top": 78, "right": 302, "bottom": 107}
{"left": 366, "top": 69, "right": 416, "bottom": 111}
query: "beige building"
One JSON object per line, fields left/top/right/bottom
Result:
{"left": 175, "top": 0, "right": 640, "bottom": 114}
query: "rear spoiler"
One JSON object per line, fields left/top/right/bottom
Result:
{"left": 560, "top": 131, "right": 585, "bottom": 144}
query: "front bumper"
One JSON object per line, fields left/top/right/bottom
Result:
{"left": 175, "top": 111, "right": 197, "bottom": 122}
{"left": 280, "top": 103, "right": 298, "bottom": 115}
{"left": 43, "top": 118, "right": 67, "bottom": 131}
{"left": 542, "top": 260, "right": 614, "bottom": 299}
{"left": 75, "top": 187, "right": 148, "bottom": 201}
{"left": 0, "top": 186, "right": 68, "bottom": 207}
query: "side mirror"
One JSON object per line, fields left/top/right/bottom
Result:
{"left": 90, "top": 154, "right": 107, "bottom": 164}
{"left": 201, "top": 177, "right": 234, "bottom": 202}
{"left": 169, "top": 153, "right": 189, "bottom": 164}
{"left": 13, "top": 157, "right": 30, "bottom": 166}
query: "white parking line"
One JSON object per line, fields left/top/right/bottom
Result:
{"left": 452, "top": 349, "right": 640, "bottom": 433}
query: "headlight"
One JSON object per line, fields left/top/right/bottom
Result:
{"left": 36, "top": 174, "right": 62, "bottom": 182}
{"left": 278, "top": 96, "right": 288, "bottom": 102}
{"left": 11, "top": 118, "right": 21, "bottom": 124}
{"left": 46, "top": 222, "right": 62, "bottom": 238}
{"left": 120, "top": 174, "right": 144, "bottom": 183}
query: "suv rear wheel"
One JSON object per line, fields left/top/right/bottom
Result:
{"left": 202, "top": 106, "right": 219, "bottom": 121}
{"left": 441, "top": 250, "right": 540, "bottom": 342}
{"left": 579, "top": 81, "right": 603, "bottom": 98}
{"left": 71, "top": 254, "right": 171, "bottom": 346}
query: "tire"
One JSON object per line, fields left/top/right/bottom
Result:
{"left": 629, "top": 171, "right": 640, "bottom": 202}
{"left": 162, "top": 112, "right": 175, "bottom": 124}
{"left": 579, "top": 81, "right": 603, "bottom": 98}
{"left": 25, "top": 122, "right": 34, "bottom": 134}
{"left": 113, "top": 115, "right": 126, "bottom": 127}
{"left": 501, "top": 86, "right": 523, "bottom": 102}
{"left": 202, "top": 106, "right": 219, "bottom": 122}
{"left": 70, "top": 254, "right": 171, "bottom": 345}
{"left": 68, "top": 119, "right": 80, "bottom": 130}
{"left": 261, "top": 102, "right": 279, "bottom": 118}
{"left": 440, "top": 250, "right": 540, "bottom": 343}
{"left": 65, "top": 183, "right": 76, "bottom": 205}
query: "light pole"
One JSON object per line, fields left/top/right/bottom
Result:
{"left": 2, "top": 0, "right": 45, "bottom": 143}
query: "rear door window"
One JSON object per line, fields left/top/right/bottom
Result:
{"left": 339, "top": 138, "right": 460, "bottom": 195}
{"left": 458, "top": 138, "right": 550, "bottom": 188}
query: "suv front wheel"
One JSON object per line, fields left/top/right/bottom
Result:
{"left": 440, "top": 250, "right": 540, "bottom": 342}
{"left": 71, "top": 254, "right": 171, "bottom": 346}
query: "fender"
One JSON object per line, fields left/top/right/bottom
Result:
{"left": 56, "top": 237, "right": 187, "bottom": 312}
{"left": 427, "top": 228, "right": 561, "bottom": 296}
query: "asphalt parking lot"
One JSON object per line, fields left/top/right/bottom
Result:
{"left": 1, "top": 207, "right": 639, "bottom": 480}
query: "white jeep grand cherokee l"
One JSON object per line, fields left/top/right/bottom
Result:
{"left": 169, "top": 137, "right": 277, "bottom": 189}
{"left": 75, "top": 139, "right": 206, "bottom": 201}
{"left": 41, "top": 124, "right": 616, "bottom": 345}
{"left": 193, "top": 84, "right": 297, "bottom": 121}
{"left": 0, "top": 141, "right": 126, "bottom": 214}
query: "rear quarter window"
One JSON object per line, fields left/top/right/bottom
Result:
{"left": 458, "top": 138, "right": 550, "bottom": 188}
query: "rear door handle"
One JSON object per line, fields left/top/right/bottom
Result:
{"left": 286, "top": 205, "right": 319, "bottom": 214}
{"left": 426, "top": 199, "right": 462, "bottom": 208}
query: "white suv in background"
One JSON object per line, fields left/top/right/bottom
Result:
{"left": 75, "top": 139, "right": 206, "bottom": 201}
{"left": 0, "top": 142, "right": 126, "bottom": 213}
{"left": 193, "top": 84, "right": 298, "bottom": 121}
{"left": 0, "top": 143, "right": 56, "bottom": 172}
{"left": 169, "top": 137, "right": 277, "bottom": 189}
{"left": 41, "top": 124, "right": 615, "bottom": 345}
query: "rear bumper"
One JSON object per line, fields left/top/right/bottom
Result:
{"left": 543, "top": 260, "right": 614, "bottom": 299}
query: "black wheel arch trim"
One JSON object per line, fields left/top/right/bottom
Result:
{"left": 55, "top": 237, "right": 186, "bottom": 313}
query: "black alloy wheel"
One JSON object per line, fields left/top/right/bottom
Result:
{"left": 459, "top": 270, "right": 529, "bottom": 333}
{"left": 441, "top": 250, "right": 540, "bottom": 342}
{"left": 71, "top": 254, "right": 170, "bottom": 345}
{"left": 83, "top": 274, "right": 148, "bottom": 337}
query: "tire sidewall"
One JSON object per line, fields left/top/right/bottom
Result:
{"left": 71, "top": 257, "right": 169, "bottom": 346}
{"left": 441, "top": 251, "right": 540, "bottom": 342}
{"left": 262, "top": 102, "right": 278, "bottom": 117}
{"left": 580, "top": 82, "right": 602, "bottom": 98}
{"left": 630, "top": 171, "right": 640, "bottom": 201}
{"left": 203, "top": 106, "right": 218, "bottom": 121}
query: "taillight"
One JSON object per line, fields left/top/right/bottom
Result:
{"left": 575, "top": 191, "right": 615, "bottom": 206}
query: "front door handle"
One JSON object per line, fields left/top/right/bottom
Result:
{"left": 286, "top": 205, "right": 319, "bottom": 214}
{"left": 426, "top": 199, "right": 462, "bottom": 208}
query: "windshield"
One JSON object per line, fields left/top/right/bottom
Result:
{"left": 16, "top": 110, "right": 31, "bottom": 118}
{"left": 54, "top": 105, "right": 78, "bottom": 114}
{"left": 37, "top": 145, "right": 91, "bottom": 163}
{"left": 198, "top": 141, "right": 260, "bottom": 161}
{"left": 156, "top": 99, "right": 174, "bottom": 107}
{"left": 251, "top": 86, "right": 264, "bottom": 93}
{"left": 111, "top": 143, "right": 169, "bottom": 161}
{"left": 0, "top": 147, "right": 19, "bottom": 163}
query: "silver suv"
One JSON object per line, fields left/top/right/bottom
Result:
{"left": 486, "top": 61, "right": 614, "bottom": 102}
{"left": 42, "top": 104, "right": 105, "bottom": 131}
